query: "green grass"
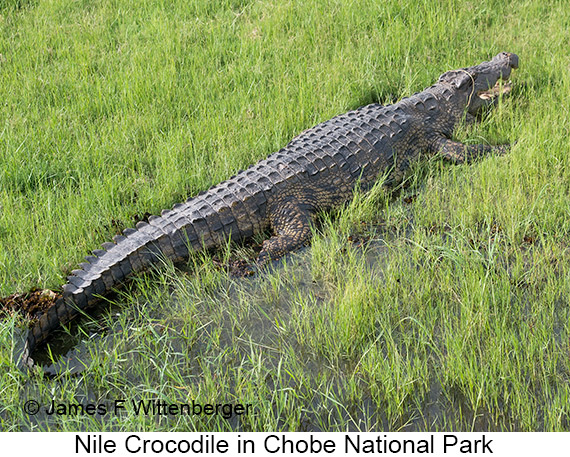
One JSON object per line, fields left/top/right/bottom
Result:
{"left": 2, "top": 0, "right": 570, "bottom": 431}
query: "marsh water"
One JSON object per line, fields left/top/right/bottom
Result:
{"left": 9, "top": 233, "right": 534, "bottom": 432}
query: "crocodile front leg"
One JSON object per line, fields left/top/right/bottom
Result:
{"left": 434, "top": 137, "right": 511, "bottom": 164}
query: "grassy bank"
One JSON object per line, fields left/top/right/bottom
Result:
{"left": 1, "top": 0, "right": 570, "bottom": 431}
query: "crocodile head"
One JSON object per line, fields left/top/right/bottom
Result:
{"left": 438, "top": 52, "right": 519, "bottom": 116}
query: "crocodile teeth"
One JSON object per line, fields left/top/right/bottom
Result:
{"left": 478, "top": 80, "right": 512, "bottom": 100}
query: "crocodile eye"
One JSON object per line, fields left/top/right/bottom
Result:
{"left": 439, "top": 70, "right": 471, "bottom": 90}
{"left": 453, "top": 72, "right": 471, "bottom": 89}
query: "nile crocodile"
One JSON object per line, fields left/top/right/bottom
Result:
{"left": 20, "top": 52, "right": 519, "bottom": 368}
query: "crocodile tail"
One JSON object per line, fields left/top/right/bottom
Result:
{"left": 19, "top": 294, "right": 83, "bottom": 369}
{"left": 18, "top": 193, "right": 239, "bottom": 369}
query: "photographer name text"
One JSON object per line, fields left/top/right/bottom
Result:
{"left": 31, "top": 399, "right": 252, "bottom": 419}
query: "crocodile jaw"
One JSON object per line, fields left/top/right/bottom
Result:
{"left": 477, "top": 80, "right": 513, "bottom": 101}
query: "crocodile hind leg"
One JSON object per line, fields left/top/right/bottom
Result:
{"left": 257, "top": 197, "right": 314, "bottom": 265}
{"left": 434, "top": 138, "right": 511, "bottom": 164}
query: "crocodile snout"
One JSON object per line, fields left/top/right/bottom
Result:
{"left": 495, "top": 52, "right": 519, "bottom": 70}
